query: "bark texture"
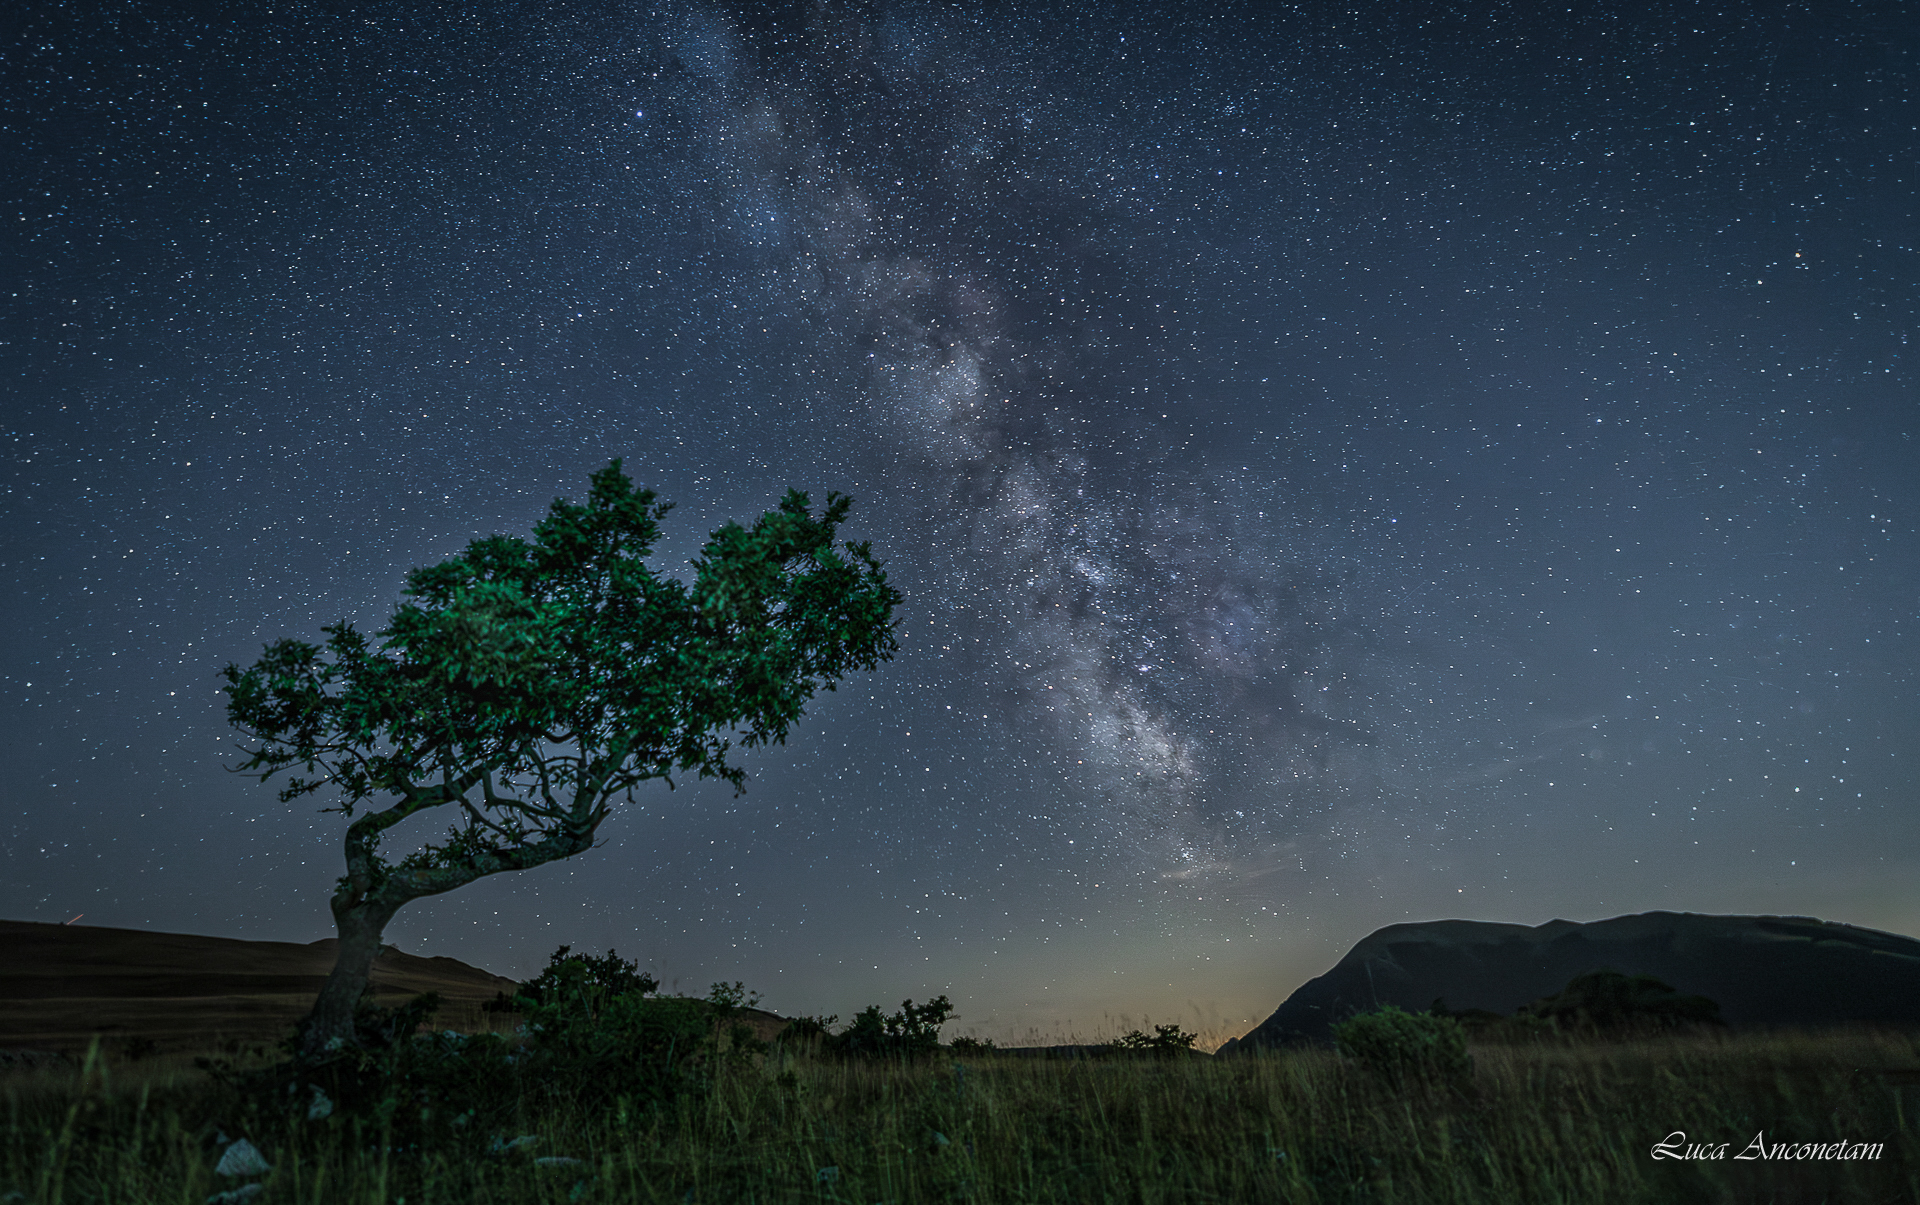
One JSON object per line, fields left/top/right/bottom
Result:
{"left": 297, "top": 814, "right": 597, "bottom": 1060}
{"left": 299, "top": 892, "right": 403, "bottom": 1059}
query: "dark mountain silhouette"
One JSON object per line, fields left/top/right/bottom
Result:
{"left": 0, "top": 918, "right": 519, "bottom": 1056}
{"left": 1218, "top": 911, "right": 1920, "bottom": 1053}
{"left": 0, "top": 919, "right": 797, "bottom": 1058}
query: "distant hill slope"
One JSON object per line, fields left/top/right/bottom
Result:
{"left": 1218, "top": 911, "right": 1920, "bottom": 1053}
{"left": 0, "top": 918, "right": 520, "bottom": 1055}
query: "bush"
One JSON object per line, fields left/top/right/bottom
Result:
{"left": 1112, "top": 1023, "right": 1198, "bottom": 1056}
{"left": 477, "top": 962, "right": 765, "bottom": 1112}
{"left": 1426, "top": 997, "right": 1507, "bottom": 1035}
{"left": 814, "top": 997, "right": 954, "bottom": 1060}
{"left": 202, "top": 990, "right": 527, "bottom": 1153}
{"left": 206, "top": 948, "right": 752, "bottom": 1146}
{"left": 1333, "top": 1005, "right": 1472, "bottom": 1089}
{"left": 484, "top": 944, "right": 659, "bottom": 1021}
{"left": 776, "top": 1013, "right": 839, "bottom": 1053}
{"left": 704, "top": 980, "right": 773, "bottom": 1063}
{"left": 1516, "top": 970, "right": 1723, "bottom": 1036}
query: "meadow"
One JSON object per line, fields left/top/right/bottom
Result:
{"left": 4, "top": 1022, "right": 1916, "bottom": 1204}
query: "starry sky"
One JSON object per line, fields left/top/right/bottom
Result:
{"left": 4, "top": 1, "right": 1916, "bottom": 1049}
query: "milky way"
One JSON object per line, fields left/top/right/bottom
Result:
{"left": 648, "top": 5, "right": 1475, "bottom": 885}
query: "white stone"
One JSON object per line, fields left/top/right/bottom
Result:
{"left": 214, "top": 1139, "right": 272, "bottom": 1178}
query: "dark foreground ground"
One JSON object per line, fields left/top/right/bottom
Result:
{"left": 5, "top": 1025, "right": 1918, "bottom": 1204}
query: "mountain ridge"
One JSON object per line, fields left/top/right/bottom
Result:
{"left": 0, "top": 917, "right": 519, "bottom": 1055}
{"left": 1218, "top": 911, "right": 1920, "bottom": 1053}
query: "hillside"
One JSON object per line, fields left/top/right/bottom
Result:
{"left": 1219, "top": 911, "right": 1920, "bottom": 1052}
{"left": 0, "top": 918, "right": 519, "bottom": 1056}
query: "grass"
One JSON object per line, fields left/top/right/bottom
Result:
{"left": 4, "top": 1026, "right": 1917, "bottom": 1203}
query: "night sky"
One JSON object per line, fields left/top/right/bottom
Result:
{"left": 5, "top": 1, "right": 1916, "bottom": 1049}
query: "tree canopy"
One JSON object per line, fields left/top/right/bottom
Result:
{"left": 222, "top": 461, "right": 901, "bottom": 1052}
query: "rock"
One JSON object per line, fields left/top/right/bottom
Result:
{"left": 1218, "top": 911, "right": 1920, "bottom": 1053}
{"left": 305, "top": 1085, "right": 333, "bottom": 1121}
{"left": 214, "top": 1138, "right": 272, "bottom": 1178}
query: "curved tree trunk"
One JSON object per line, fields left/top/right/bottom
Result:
{"left": 299, "top": 891, "right": 403, "bottom": 1060}
{"left": 296, "top": 813, "right": 598, "bottom": 1061}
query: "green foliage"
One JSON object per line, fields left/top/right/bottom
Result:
{"left": 1112, "top": 1023, "right": 1199, "bottom": 1056}
{"left": 948, "top": 1034, "right": 998, "bottom": 1052}
{"left": 203, "top": 991, "right": 526, "bottom": 1152}
{"left": 513, "top": 990, "right": 715, "bottom": 1114}
{"left": 1517, "top": 969, "right": 1724, "bottom": 1036}
{"left": 774, "top": 1013, "right": 839, "bottom": 1054}
{"left": 813, "top": 996, "right": 955, "bottom": 1060}
{"left": 219, "top": 460, "right": 901, "bottom": 912}
{"left": 705, "top": 980, "right": 760, "bottom": 1013}
{"left": 483, "top": 945, "right": 659, "bottom": 1021}
{"left": 704, "top": 980, "right": 772, "bottom": 1064}
{"left": 34, "top": 1028, "right": 1920, "bottom": 1204}
{"left": 1332, "top": 1004, "right": 1473, "bottom": 1089}
{"left": 475, "top": 954, "right": 765, "bottom": 1113}
{"left": 205, "top": 948, "right": 770, "bottom": 1150}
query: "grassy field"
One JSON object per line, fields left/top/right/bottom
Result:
{"left": 4, "top": 1027, "right": 1916, "bottom": 1204}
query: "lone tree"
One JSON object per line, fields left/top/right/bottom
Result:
{"left": 222, "top": 462, "right": 901, "bottom": 1058}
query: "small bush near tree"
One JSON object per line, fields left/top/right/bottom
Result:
{"left": 201, "top": 990, "right": 526, "bottom": 1154}
{"left": 1333, "top": 1004, "right": 1473, "bottom": 1090}
{"left": 201, "top": 947, "right": 769, "bottom": 1151}
{"left": 484, "top": 945, "right": 660, "bottom": 1022}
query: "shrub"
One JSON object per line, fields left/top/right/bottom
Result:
{"left": 704, "top": 980, "right": 772, "bottom": 1062}
{"left": 516, "top": 988, "right": 715, "bottom": 1111}
{"left": 202, "top": 990, "right": 526, "bottom": 1152}
{"left": 1333, "top": 1005, "right": 1472, "bottom": 1089}
{"left": 1516, "top": 970, "right": 1723, "bottom": 1036}
{"left": 1112, "top": 1023, "right": 1198, "bottom": 1056}
{"left": 1427, "top": 997, "right": 1507, "bottom": 1035}
{"left": 816, "top": 997, "right": 954, "bottom": 1059}
{"left": 483, "top": 944, "right": 659, "bottom": 1022}
{"left": 206, "top": 948, "right": 752, "bottom": 1145}
{"left": 776, "top": 1013, "right": 839, "bottom": 1053}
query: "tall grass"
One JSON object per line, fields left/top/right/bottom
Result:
{"left": 4, "top": 1027, "right": 1916, "bottom": 1203}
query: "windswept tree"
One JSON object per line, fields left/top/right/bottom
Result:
{"left": 222, "top": 462, "right": 901, "bottom": 1058}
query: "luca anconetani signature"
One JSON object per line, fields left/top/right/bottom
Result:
{"left": 1651, "top": 1131, "right": 1885, "bottom": 1162}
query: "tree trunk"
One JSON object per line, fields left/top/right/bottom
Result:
{"left": 299, "top": 892, "right": 402, "bottom": 1061}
